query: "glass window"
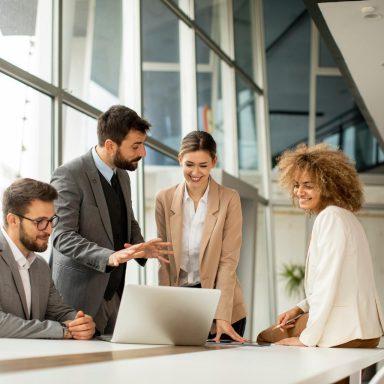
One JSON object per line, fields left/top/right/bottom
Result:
{"left": 194, "top": 0, "right": 229, "bottom": 55}
{"left": 141, "top": 0, "right": 182, "bottom": 153}
{"left": 0, "top": 72, "right": 52, "bottom": 192}
{"left": 233, "top": 0, "right": 256, "bottom": 80}
{"left": 0, "top": 0, "right": 52, "bottom": 82}
{"left": 142, "top": 0, "right": 179, "bottom": 63}
{"left": 319, "top": 36, "right": 337, "bottom": 68}
{"left": 316, "top": 76, "right": 355, "bottom": 133}
{"left": 196, "top": 36, "right": 225, "bottom": 167}
{"left": 62, "top": 106, "right": 97, "bottom": 163}
{"left": 63, "top": 0, "right": 122, "bottom": 111}
{"left": 144, "top": 147, "right": 181, "bottom": 286}
{"left": 264, "top": 2, "right": 310, "bottom": 164}
{"left": 236, "top": 75, "right": 260, "bottom": 186}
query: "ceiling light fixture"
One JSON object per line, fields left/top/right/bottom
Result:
{"left": 361, "top": 6, "right": 383, "bottom": 19}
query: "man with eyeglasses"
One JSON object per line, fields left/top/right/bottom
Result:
{"left": 0, "top": 178, "right": 95, "bottom": 339}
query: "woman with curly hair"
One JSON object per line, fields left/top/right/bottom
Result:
{"left": 257, "top": 143, "right": 384, "bottom": 349}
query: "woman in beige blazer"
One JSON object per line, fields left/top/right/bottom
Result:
{"left": 258, "top": 143, "right": 384, "bottom": 351}
{"left": 155, "top": 131, "right": 247, "bottom": 342}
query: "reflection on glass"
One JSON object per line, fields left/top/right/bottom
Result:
{"left": 0, "top": 73, "right": 51, "bottom": 190}
{"left": 144, "top": 147, "right": 181, "bottom": 285}
{"left": 0, "top": 0, "right": 52, "bottom": 81}
{"left": 63, "top": 0, "right": 121, "bottom": 111}
{"left": 237, "top": 75, "right": 258, "bottom": 180}
{"left": 194, "top": 0, "right": 228, "bottom": 55}
{"left": 141, "top": 0, "right": 182, "bottom": 154}
{"left": 196, "top": 36, "right": 224, "bottom": 167}
{"left": 233, "top": 0, "right": 256, "bottom": 79}
{"left": 62, "top": 106, "right": 97, "bottom": 163}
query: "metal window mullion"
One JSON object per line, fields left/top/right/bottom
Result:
{"left": 254, "top": 0, "right": 276, "bottom": 323}
{"left": 220, "top": 0, "right": 238, "bottom": 176}
{"left": 121, "top": 0, "right": 145, "bottom": 285}
{"left": 52, "top": 0, "right": 63, "bottom": 169}
{"left": 178, "top": 0, "right": 197, "bottom": 136}
{"left": 309, "top": 22, "right": 319, "bottom": 147}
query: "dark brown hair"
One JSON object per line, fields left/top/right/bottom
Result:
{"left": 97, "top": 105, "right": 151, "bottom": 146}
{"left": 2, "top": 178, "right": 58, "bottom": 225}
{"left": 277, "top": 143, "right": 364, "bottom": 213}
{"left": 179, "top": 131, "right": 217, "bottom": 160}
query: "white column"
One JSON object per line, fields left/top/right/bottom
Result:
{"left": 178, "top": 0, "right": 197, "bottom": 136}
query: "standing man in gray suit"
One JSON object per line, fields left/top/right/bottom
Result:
{"left": 51, "top": 105, "right": 171, "bottom": 334}
{"left": 0, "top": 178, "right": 95, "bottom": 339}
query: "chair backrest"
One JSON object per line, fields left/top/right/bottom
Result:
{"left": 370, "top": 366, "right": 384, "bottom": 384}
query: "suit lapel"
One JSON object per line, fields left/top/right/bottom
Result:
{"left": 199, "top": 179, "right": 219, "bottom": 266}
{"left": 169, "top": 183, "right": 184, "bottom": 277}
{"left": 29, "top": 261, "right": 40, "bottom": 320}
{"left": 83, "top": 150, "right": 114, "bottom": 245}
{"left": 0, "top": 233, "right": 30, "bottom": 319}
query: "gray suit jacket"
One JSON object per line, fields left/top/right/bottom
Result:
{"left": 0, "top": 232, "right": 76, "bottom": 339}
{"left": 51, "top": 149, "right": 144, "bottom": 317}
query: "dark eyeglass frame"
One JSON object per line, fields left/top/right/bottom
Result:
{"left": 13, "top": 213, "right": 60, "bottom": 231}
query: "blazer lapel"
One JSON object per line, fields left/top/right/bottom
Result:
{"left": 0, "top": 233, "right": 30, "bottom": 319}
{"left": 83, "top": 151, "right": 114, "bottom": 245}
{"left": 169, "top": 183, "right": 184, "bottom": 277}
{"left": 29, "top": 261, "right": 40, "bottom": 321}
{"left": 199, "top": 179, "right": 219, "bottom": 266}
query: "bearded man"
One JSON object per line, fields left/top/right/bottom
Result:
{"left": 51, "top": 105, "right": 171, "bottom": 334}
{"left": 0, "top": 178, "right": 95, "bottom": 339}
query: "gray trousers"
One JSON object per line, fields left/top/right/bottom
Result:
{"left": 94, "top": 293, "right": 120, "bottom": 334}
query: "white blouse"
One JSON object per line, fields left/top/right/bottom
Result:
{"left": 179, "top": 184, "right": 209, "bottom": 286}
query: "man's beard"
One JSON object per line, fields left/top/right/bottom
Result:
{"left": 113, "top": 148, "right": 141, "bottom": 171}
{"left": 19, "top": 223, "right": 49, "bottom": 253}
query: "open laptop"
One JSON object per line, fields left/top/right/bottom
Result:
{"left": 99, "top": 284, "right": 221, "bottom": 346}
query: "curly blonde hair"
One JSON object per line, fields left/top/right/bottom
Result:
{"left": 277, "top": 143, "right": 364, "bottom": 212}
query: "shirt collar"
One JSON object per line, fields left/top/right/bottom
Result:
{"left": 184, "top": 182, "right": 210, "bottom": 204}
{"left": 1, "top": 226, "right": 36, "bottom": 269}
{"left": 92, "top": 146, "right": 115, "bottom": 184}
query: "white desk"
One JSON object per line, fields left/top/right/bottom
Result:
{"left": 0, "top": 339, "right": 383, "bottom": 384}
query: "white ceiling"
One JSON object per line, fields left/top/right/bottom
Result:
{"left": 319, "top": 0, "right": 384, "bottom": 143}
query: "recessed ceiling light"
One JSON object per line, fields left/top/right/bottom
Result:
{"left": 361, "top": 6, "right": 383, "bottom": 19}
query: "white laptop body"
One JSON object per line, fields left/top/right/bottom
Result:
{"left": 109, "top": 284, "right": 221, "bottom": 346}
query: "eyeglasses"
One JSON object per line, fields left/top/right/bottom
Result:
{"left": 14, "top": 213, "right": 60, "bottom": 231}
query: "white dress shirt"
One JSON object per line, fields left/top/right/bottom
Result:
{"left": 179, "top": 184, "right": 209, "bottom": 286}
{"left": 1, "top": 226, "right": 36, "bottom": 316}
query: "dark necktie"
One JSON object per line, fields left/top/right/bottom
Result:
{"left": 111, "top": 173, "right": 119, "bottom": 193}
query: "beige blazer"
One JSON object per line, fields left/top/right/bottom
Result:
{"left": 297, "top": 205, "right": 384, "bottom": 347}
{"left": 155, "top": 178, "right": 246, "bottom": 324}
